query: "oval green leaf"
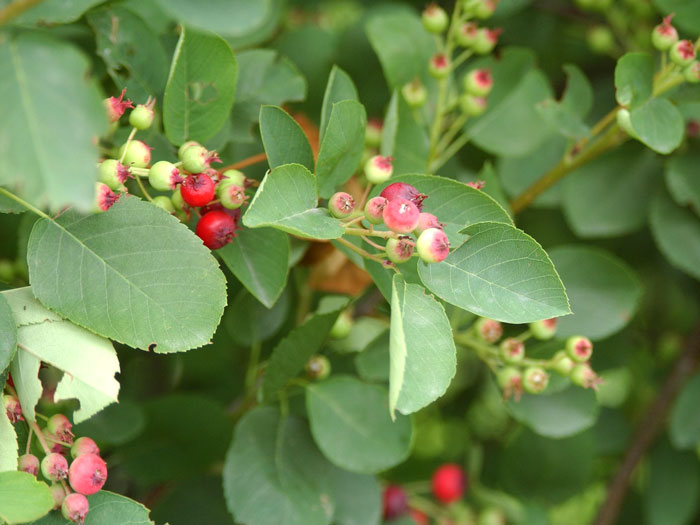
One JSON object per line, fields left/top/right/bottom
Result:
{"left": 0, "top": 471, "right": 54, "bottom": 524}
{"left": 614, "top": 52, "right": 654, "bottom": 108}
{"left": 670, "top": 371, "right": 700, "bottom": 449}
{"left": 629, "top": 97, "right": 684, "bottom": 154}
{"left": 320, "top": 66, "right": 359, "bottom": 140}
{"left": 259, "top": 105, "right": 314, "bottom": 172}
{"left": 29, "top": 491, "right": 153, "bottom": 524}
{"left": 0, "top": 294, "right": 16, "bottom": 374}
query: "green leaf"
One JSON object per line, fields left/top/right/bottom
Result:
{"left": 615, "top": 53, "right": 654, "bottom": 108}
{"left": 259, "top": 106, "right": 314, "bottom": 172}
{"left": 306, "top": 376, "right": 412, "bottom": 473}
{"left": 73, "top": 399, "right": 146, "bottom": 447}
{"left": 389, "top": 275, "right": 456, "bottom": 416}
{"left": 326, "top": 468, "right": 381, "bottom": 525}
{"left": 154, "top": 0, "right": 272, "bottom": 38}
{"left": 330, "top": 317, "right": 388, "bottom": 354}
{"left": 243, "top": 164, "right": 345, "bottom": 239}
{"left": 380, "top": 91, "right": 399, "bottom": 158}
{"left": 666, "top": 152, "right": 700, "bottom": 210}
{"left": 536, "top": 65, "right": 593, "bottom": 139}
{"left": 561, "top": 64, "right": 594, "bottom": 118}
{"left": 29, "top": 491, "right": 153, "bottom": 524}
{"left": 218, "top": 226, "right": 290, "bottom": 309}
{"left": 419, "top": 222, "right": 570, "bottom": 324}
{"left": 11, "top": 0, "right": 104, "bottom": 24}
{"left": 562, "top": 145, "right": 661, "bottom": 238}
{"left": 315, "top": 100, "right": 367, "bottom": 199}
{"left": 366, "top": 10, "right": 436, "bottom": 88}
{"left": 507, "top": 386, "right": 599, "bottom": 438}
{"left": 150, "top": 475, "right": 236, "bottom": 525}
{"left": 163, "top": 27, "right": 238, "bottom": 145}
{"left": 629, "top": 98, "right": 684, "bottom": 154}
{"left": 87, "top": 6, "right": 169, "bottom": 102}
{"left": 0, "top": 293, "right": 16, "bottom": 374}
{"left": 4, "top": 287, "right": 119, "bottom": 423}
{"left": 0, "top": 194, "right": 25, "bottom": 214}
{"left": 27, "top": 196, "right": 227, "bottom": 352}
{"left": 223, "top": 407, "right": 333, "bottom": 525}
{"left": 262, "top": 299, "right": 347, "bottom": 401}
{"left": 0, "top": 405, "right": 17, "bottom": 473}
{"left": 387, "top": 96, "right": 430, "bottom": 175}
{"left": 649, "top": 191, "right": 700, "bottom": 281}
{"left": 355, "top": 331, "right": 390, "bottom": 382}
{"left": 671, "top": 372, "right": 700, "bottom": 449}
{"left": 0, "top": 33, "right": 107, "bottom": 211}
{"left": 320, "top": 66, "right": 359, "bottom": 140}
{"left": 645, "top": 440, "right": 700, "bottom": 525}
{"left": 224, "top": 287, "right": 290, "bottom": 347}
{"left": 548, "top": 246, "right": 642, "bottom": 340}
{"left": 0, "top": 471, "right": 54, "bottom": 524}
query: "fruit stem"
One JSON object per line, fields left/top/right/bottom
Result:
{"left": 434, "top": 113, "right": 469, "bottom": 158}
{"left": 343, "top": 227, "right": 396, "bottom": 239}
{"left": 27, "top": 420, "right": 51, "bottom": 455}
{"left": 25, "top": 425, "right": 33, "bottom": 455}
{"left": 244, "top": 339, "right": 262, "bottom": 398}
{"left": 219, "top": 152, "right": 267, "bottom": 172}
{"left": 361, "top": 236, "right": 386, "bottom": 251}
{"left": 134, "top": 172, "right": 153, "bottom": 202}
{"left": 0, "top": 0, "right": 44, "bottom": 26}
{"left": 118, "top": 127, "right": 138, "bottom": 165}
{"left": 429, "top": 131, "right": 471, "bottom": 172}
{"left": 358, "top": 183, "right": 373, "bottom": 210}
{"left": 42, "top": 433, "right": 72, "bottom": 448}
{"left": 452, "top": 48, "right": 473, "bottom": 69}
{"left": 335, "top": 237, "right": 389, "bottom": 267}
{"left": 0, "top": 187, "right": 50, "bottom": 220}
{"left": 128, "top": 167, "right": 149, "bottom": 177}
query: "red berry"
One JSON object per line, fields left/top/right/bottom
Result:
{"left": 380, "top": 182, "right": 428, "bottom": 210}
{"left": 18, "top": 454, "right": 40, "bottom": 476}
{"left": 383, "top": 198, "right": 420, "bottom": 234}
{"left": 432, "top": 463, "right": 466, "bottom": 504}
{"left": 69, "top": 453, "right": 107, "bottom": 495}
{"left": 41, "top": 453, "right": 69, "bottom": 482}
{"left": 71, "top": 437, "right": 100, "bottom": 459}
{"left": 196, "top": 210, "right": 236, "bottom": 250}
{"left": 181, "top": 174, "right": 215, "bottom": 207}
{"left": 382, "top": 484, "right": 408, "bottom": 519}
{"left": 47, "top": 414, "right": 74, "bottom": 445}
{"left": 364, "top": 196, "right": 388, "bottom": 225}
{"left": 62, "top": 493, "right": 89, "bottom": 524}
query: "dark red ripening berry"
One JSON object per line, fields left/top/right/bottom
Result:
{"left": 196, "top": 210, "right": 237, "bottom": 250}
{"left": 69, "top": 453, "right": 107, "bottom": 495}
{"left": 181, "top": 174, "right": 216, "bottom": 207}
{"left": 432, "top": 463, "right": 466, "bottom": 504}
{"left": 380, "top": 182, "right": 428, "bottom": 210}
{"left": 382, "top": 484, "right": 408, "bottom": 520}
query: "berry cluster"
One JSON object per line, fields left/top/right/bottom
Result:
{"left": 4, "top": 400, "right": 108, "bottom": 525}
{"left": 97, "top": 89, "right": 248, "bottom": 251}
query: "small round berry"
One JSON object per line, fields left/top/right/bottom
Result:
{"left": 104, "top": 88, "right": 133, "bottom": 123}
{"left": 47, "top": 414, "right": 74, "bottom": 444}
{"left": 380, "top": 182, "right": 428, "bottom": 210}
{"left": 118, "top": 140, "right": 151, "bottom": 168}
{"left": 41, "top": 453, "right": 69, "bottom": 482}
{"left": 221, "top": 169, "right": 246, "bottom": 187}
{"left": 457, "top": 21, "right": 479, "bottom": 47}
{"left": 416, "top": 228, "right": 450, "bottom": 263}
{"left": 3, "top": 394, "right": 23, "bottom": 423}
{"left": 472, "top": 0, "right": 498, "bottom": 19}
{"left": 565, "top": 335, "right": 593, "bottom": 362}
{"left": 477, "top": 507, "right": 507, "bottom": 525}
{"left": 171, "top": 187, "right": 186, "bottom": 211}
{"left": 530, "top": 318, "right": 557, "bottom": 340}
{"left": 180, "top": 174, "right": 215, "bottom": 207}
{"left": 473, "top": 27, "right": 500, "bottom": 54}
{"left": 98, "top": 159, "right": 130, "bottom": 191}
{"left": 652, "top": 15, "right": 679, "bottom": 51}
{"left": 365, "top": 155, "right": 393, "bottom": 184}
{"left": 330, "top": 311, "right": 353, "bottom": 339}
{"left": 382, "top": 484, "right": 408, "bottom": 520}
{"left": 522, "top": 367, "right": 549, "bottom": 394}
{"left": 364, "top": 196, "right": 388, "bottom": 225}
{"left": 71, "top": 437, "right": 100, "bottom": 459}
{"left": 62, "top": 493, "right": 89, "bottom": 524}
{"left": 148, "top": 161, "right": 183, "bottom": 191}
{"left": 151, "top": 196, "right": 175, "bottom": 214}
{"left": 587, "top": 25, "right": 616, "bottom": 55}
{"left": 551, "top": 351, "right": 576, "bottom": 376}
{"left": 499, "top": 337, "right": 525, "bottom": 364}
{"left": 475, "top": 317, "right": 502, "bottom": 343}
{"left": 414, "top": 212, "right": 443, "bottom": 236}
{"left": 422, "top": 3, "right": 449, "bottom": 34}
{"left": 401, "top": 79, "right": 428, "bottom": 108}
{"left": 459, "top": 94, "right": 488, "bottom": 117}
{"left": 497, "top": 367, "right": 523, "bottom": 400}
{"left": 50, "top": 483, "right": 66, "bottom": 509}
{"left": 432, "top": 463, "right": 466, "bottom": 504}
{"left": 18, "top": 454, "right": 40, "bottom": 476}
{"left": 129, "top": 104, "right": 155, "bottom": 130}
{"left": 570, "top": 363, "right": 602, "bottom": 389}
{"left": 177, "top": 140, "right": 200, "bottom": 161}
{"left": 182, "top": 145, "right": 220, "bottom": 173}
{"left": 463, "top": 68, "right": 493, "bottom": 97}
{"left": 365, "top": 118, "right": 383, "bottom": 147}
{"left": 69, "top": 453, "right": 107, "bottom": 495}
{"left": 685, "top": 62, "right": 700, "bottom": 84}
{"left": 383, "top": 198, "right": 420, "bottom": 234}
{"left": 428, "top": 53, "right": 451, "bottom": 79}
{"left": 670, "top": 40, "right": 697, "bottom": 67}
{"left": 305, "top": 355, "right": 331, "bottom": 380}
{"left": 95, "top": 183, "right": 120, "bottom": 212}
{"left": 218, "top": 183, "right": 247, "bottom": 210}
{"left": 328, "top": 192, "right": 356, "bottom": 219}
{"left": 195, "top": 210, "right": 236, "bottom": 250}
{"left": 386, "top": 237, "right": 415, "bottom": 264}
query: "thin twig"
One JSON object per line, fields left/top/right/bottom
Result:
{"left": 220, "top": 152, "right": 267, "bottom": 172}
{"left": 0, "top": 0, "right": 43, "bottom": 26}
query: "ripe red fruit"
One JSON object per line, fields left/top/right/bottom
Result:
{"left": 382, "top": 484, "right": 408, "bottom": 520}
{"left": 432, "top": 463, "right": 466, "bottom": 504}
{"left": 196, "top": 210, "right": 236, "bottom": 250}
{"left": 381, "top": 182, "right": 428, "bottom": 210}
{"left": 71, "top": 437, "right": 100, "bottom": 459}
{"left": 18, "top": 453, "right": 40, "bottom": 476}
{"left": 62, "top": 493, "right": 89, "bottom": 523}
{"left": 69, "top": 453, "right": 107, "bottom": 495}
{"left": 181, "top": 174, "right": 215, "bottom": 207}
{"left": 383, "top": 198, "right": 420, "bottom": 234}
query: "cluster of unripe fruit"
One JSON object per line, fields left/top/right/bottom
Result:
{"left": 3, "top": 398, "right": 107, "bottom": 525}
{"left": 467, "top": 317, "right": 601, "bottom": 400}
{"left": 97, "top": 89, "right": 247, "bottom": 250}
{"left": 383, "top": 463, "right": 506, "bottom": 524}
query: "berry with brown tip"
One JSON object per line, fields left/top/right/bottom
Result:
{"left": 364, "top": 196, "right": 388, "bottom": 224}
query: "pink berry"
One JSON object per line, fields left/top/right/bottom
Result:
{"left": 364, "top": 155, "right": 393, "bottom": 184}
{"left": 432, "top": 464, "right": 466, "bottom": 504}
{"left": 3, "top": 394, "right": 23, "bottom": 423}
{"left": 196, "top": 210, "right": 237, "bottom": 250}
{"left": 428, "top": 53, "right": 451, "bottom": 79}
{"left": 50, "top": 483, "right": 66, "bottom": 509}
{"left": 414, "top": 212, "right": 443, "bottom": 236}
{"left": 566, "top": 336, "right": 593, "bottom": 362}
{"left": 499, "top": 337, "right": 525, "bottom": 364}
{"left": 467, "top": 180, "right": 486, "bottom": 190}
{"left": 96, "top": 183, "right": 120, "bottom": 212}
{"left": 71, "top": 437, "right": 100, "bottom": 459}
{"left": 328, "top": 192, "right": 356, "bottom": 219}
{"left": 364, "top": 196, "right": 388, "bottom": 225}
{"left": 416, "top": 228, "right": 450, "bottom": 263}
{"left": 103, "top": 88, "right": 133, "bottom": 123}
{"left": 47, "top": 414, "right": 74, "bottom": 445}
{"left": 62, "top": 493, "right": 89, "bottom": 524}
{"left": 41, "top": 453, "right": 69, "bottom": 482}
{"left": 69, "top": 453, "right": 107, "bottom": 495}
{"left": 382, "top": 484, "right": 408, "bottom": 519}
{"left": 463, "top": 68, "right": 493, "bottom": 97}
{"left": 18, "top": 454, "right": 40, "bottom": 476}
{"left": 380, "top": 182, "right": 428, "bottom": 210}
{"left": 383, "top": 198, "right": 420, "bottom": 234}
{"left": 671, "top": 39, "right": 696, "bottom": 67}
{"left": 386, "top": 237, "right": 415, "bottom": 264}
{"left": 475, "top": 318, "right": 502, "bottom": 343}
{"left": 181, "top": 173, "right": 216, "bottom": 207}
{"left": 218, "top": 183, "right": 247, "bottom": 210}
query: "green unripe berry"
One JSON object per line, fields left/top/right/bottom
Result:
{"left": 457, "top": 22, "right": 479, "bottom": 47}
{"left": 552, "top": 351, "right": 576, "bottom": 376}
{"left": 477, "top": 507, "right": 506, "bottom": 525}
{"left": 497, "top": 367, "right": 522, "bottom": 400}
{"left": 530, "top": 318, "right": 557, "bottom": 340}
{"left": 365, "top": 119, "right": 383, "bottom": 148}
{"left": 148, "top": 161, "right": 183, "bottom": 191}
{"left": 98, "top": 159, "right": 129, "bottom": 191}
{"left": 428, "top": 53, "right": 451, "bottom": 79}
{"left": 221, "top": 169, "right": 246, "bottom": 187}
{"left": 459, "top": 94, "right": 488, "bottom": 117}
{"left": 685, "top": 62, "right": 700, "bottom": 84}
{"left": 182, "top": 145, "right": 209, "bottom": 173}
{"left": 670, "top": 40, "right": 696, "bottom": 67}
{"left": 306, "top": 355, "right": 331, "bottom": 380}
{"left": 152, "top": 195, "right": 175, "bottom": 214}
{"left": 119, "top": 140, "right": 151, "bottom": 168}
{"left": 473, "top": 28, "right": 499, "bottom": 54}
{"left": 475, "top": 317, "right": 502, "bottom": 343}
{"left": 218, "top": 183, "right": 247, "bottom": 210}
{"left": 566, "top": 335, "right": 593, "bottom": 362}
{"left": 463, "top": 69, "right": 493, "bottom": 97}
{"left": 386, "top": 237, "right": 415, "bottom": 264}
{"left": 652, "top": 16, "right": 679, "bottom": 51}
{"left": 422, "top": 4, "right": 449, "bottom": 34}
{"left": 473, "top": 0, "right": 498, "bottom": 19}
{"left": 178, "top": 141, "right": 200, "bottom": 161}
{"left": 402, "top": 79, "right": 428, "bottom": 108}
{"left": 171, "top": 187, "right": 186, "bottom": 211}
{"left": 499, "top": 337, "right": 525, "bottom": 364}
{"left": 570, "top": 363, "right": 601, "bottom": 389}
{"left": 129, "top": 104, "right": 155, "bottom": 130}
{"left": 330, "top": 311, "right": 353, "bottom": 339}
{"left": 364, "top": 155, "right": 393, "bottom": 184}
{"left": 522, "top": 366, "right": 549, "bottom": 394}
{"left": 587, "top": 26, "right": 616, "bottom": 55}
